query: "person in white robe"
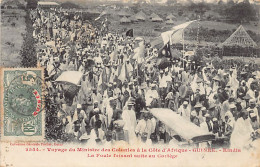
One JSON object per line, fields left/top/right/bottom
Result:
{"left": 178, "top": 101, "right": 191, "bottom": 121}
{"left": 122, "top": 101, "right": 137, "bottom": 144}
{"left": 230, "top": 111, "right": 254, "bottom": 149}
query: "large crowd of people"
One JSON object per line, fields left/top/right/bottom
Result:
{"left": 30, "top": 8, "right": 260, "bottom": 148}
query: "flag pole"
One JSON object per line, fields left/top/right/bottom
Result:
{"left": 136, "top": 60, "right": 139, "bottom": 82}
{"left": 182, "top": 29, "right": 185, "bottom": 68}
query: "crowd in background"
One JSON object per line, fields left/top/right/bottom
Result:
{"left": 31, "top": 8, "right": 260, "bottom": 148}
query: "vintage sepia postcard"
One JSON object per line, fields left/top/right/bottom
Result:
{"left": 0, "top": 0, "right": 259, "bottom": 166}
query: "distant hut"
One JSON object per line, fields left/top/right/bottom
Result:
{"left": 220, "top": 25, "right": 258, "bottom": 57}
{"left": 166, "top": 13, "right": 176, "bottom": 20}
{"left": 166, "top": 19, "right": 174, "bottom": 25}
{"left": 118, "top": 10, "right": 131, "bottom": 17}
{"left": 1, "top": 0, "right": 24, "bottom": 9}
{"left": 150, "top": 12, "right": 158, "bottom": 19}
{"left": 134, "top": 11, "right": 147, "bottom": 22}
{"left": 120, "top": 16, "right": 131, "bottom": 24}
{"left": 130, "top": 15, "right": 138, "bottom": 23}
{"left": 152, "top": 14, "right": 163, "bottom": 22}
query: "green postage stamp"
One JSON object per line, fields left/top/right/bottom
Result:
{"left": 1, "top": 68, "right": 45, "bottom": 141}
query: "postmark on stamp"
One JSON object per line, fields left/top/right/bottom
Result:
{"left": 1, "top": 68, "right": 45, "bottom": 141}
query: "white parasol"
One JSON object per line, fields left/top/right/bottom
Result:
{"left": 149, "top": 108, "right": 214, "bottom": 142}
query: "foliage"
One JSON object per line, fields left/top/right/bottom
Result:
{"left": 186, "top": 27, "right": 232, "bottom": 43}
{"left": 26, "top": 0, "right": 38, "bottom": 9}
{"left": 130, "top": 3, "right": 141, "bottom": 14}
{"left": 60, "top": 2, "right": 80, "bottom": 9}
{"left": 188, "top": 2, "right": 211, "bottom": 16}
{"left": 20, "top": 11, "right": 37, "bottom": 67}
{"left": 224, "top": 1, "right": 257, "bottom": 23}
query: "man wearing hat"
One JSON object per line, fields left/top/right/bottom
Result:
{"left": 145, "top": 84, "right": 159, "bottom": 107}
{"left": 122, "top": 100, "right": 137, "bottom": 143}
{"left": 159, "top": 70, "right": 171, "bottom": 100}
{"left": 190, "top": 110, "right": 200, "bottom": 127}
{"left": 200, "top": 114, "right": 213, "bottom": 133}
{"left": 193, "top": 102, "right": 203, "bottom": 117}
{"left": 247, "top": 99, "right": 259, "bottom": 123}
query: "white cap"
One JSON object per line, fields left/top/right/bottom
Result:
{"left": 201, "top": 107, "right": 206, "bottom": 111}
{"left": 109, "top": 97, "right": 114, "bottom": 102}
{"left": 229, "top": 103, "right": 236, "bottom": 109}
{"left": 183, "top": 101, "right": 188, "bottom": 105}
{"left": 77, "top": 104, "right": 82, "bottom": 109}
{"left": 250, "top": 113, "right": 257, "bottom": 118}
{"left": 191, "top": 110, "right": 197, "bottom": 117}
{"left": 205, "top": 113, "right": 210, "bottom": 118}
{"left": 249, "top": 99, "right": 256, "bottom": 104}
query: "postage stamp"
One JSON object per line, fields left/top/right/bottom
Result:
{"left": 0, "top": 68, "right": 45, "bottom": 141}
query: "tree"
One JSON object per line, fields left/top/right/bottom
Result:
{"left": 227, "top": 0, "right": 235, "bottom": 6}
{"left": 166, "top": 0, "right": 177, "bottom": 6}
{"left": 60, "top": 2, "right": 80, "bottom": 9}
{"left": 218, "top": 0, "right": 224, "bottom": 5}
{"left": 225, "top": 1, "right": 257, "bottom": 23}
{"left": 188, "top": 2, "right": 210, "bottom": 16}
{"left": 130, "top": 3, "right": 141, "bottom": 14}
{"left": 26, "top": 0, "right": 38, "bottom": 9}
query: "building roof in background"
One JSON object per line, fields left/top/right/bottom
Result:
{"left": 152, "top": 15, "right": 163, "bottom": 22}
{"left": 120, "top": 16, "right": 131, "bottom": 23}
{"left": 166, "top": 19, "right": 174, "bottom": 24}
{"left": 38, "top": 1, "right": 59, "bottom": 6}
{"left": 166, "top": 13, "right": 176, "bottom": 20}
{"left": 118, "top": 10, "right": 131, "bottom": 17}
{"left": 222, "top": 25, "right": 257, "bottom": 47}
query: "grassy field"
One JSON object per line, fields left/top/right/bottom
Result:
{"left": 0, "top": 9, "right": 26, "bottom": 67}
{"left": 107, "top": 15, "right": 260, "bottom": 45}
